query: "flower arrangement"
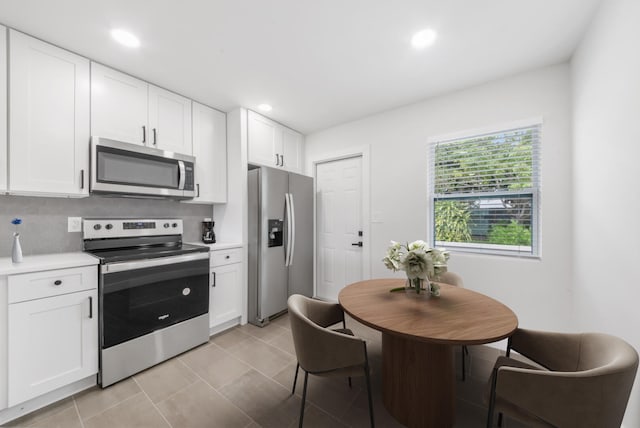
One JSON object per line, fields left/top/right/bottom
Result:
{"left": 383, "top": 240, "right": 449, "bottom": 296}
{"left": 11, "top": 218, "right": 23, "bottom": 263}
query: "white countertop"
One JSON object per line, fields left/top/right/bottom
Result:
{"left": 0, "top": 252, "right": 99, "bottom": 276}
{"left": 189, "top": 242, "right": 243, "bottom": 251}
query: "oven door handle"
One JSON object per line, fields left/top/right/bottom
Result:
{"left": 103, "top": 252, "right": 209, "bottom": 273}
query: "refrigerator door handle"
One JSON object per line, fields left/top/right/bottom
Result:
{"left": 289, "top": 193, "right": 296, "bottom": 266}
{"left": 284, "top": 193, "right": 292, "bottom": 266}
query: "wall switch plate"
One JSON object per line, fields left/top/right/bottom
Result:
{"left": 68, "top": 217, "right": 82, "bottom": 233}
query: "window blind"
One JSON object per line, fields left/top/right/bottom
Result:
{"left": 429, "top": 124, "right": 541, "bottom": 256}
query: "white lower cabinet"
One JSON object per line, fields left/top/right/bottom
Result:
{"left": 6, "top": 266, "right": 98, "bottom": 407}
{"left": 210, "top": 248, "right": 243, "bottom": 329}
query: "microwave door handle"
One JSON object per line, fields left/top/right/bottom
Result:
{"left": 178, "top": 161, "right": 186, "bottom": 190}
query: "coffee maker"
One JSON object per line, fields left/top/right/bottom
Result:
{"left": 201, "top": 218, "right": 216, "bottom": 244}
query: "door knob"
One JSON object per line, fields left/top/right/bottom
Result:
{"left": 351, "top": 242, "right": 363, "bottom": 247}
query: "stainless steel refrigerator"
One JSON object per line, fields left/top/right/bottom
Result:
{"left": 248, "top": 166, "right": 314, "bottom": 326}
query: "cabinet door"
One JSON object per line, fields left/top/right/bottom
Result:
{"left": 9, "top": 30, "right": 90, "bottom": 196}
{"left": 282, "top": 127, "right": 304, "bottom": 174}
{"left": 8, "top": 289, "right": 98, "bottom": 406}
{"left": 248, "top": 110, "right": 281, "bottom": 167}
{"left": 210, "top": 263, "right": 242, "bottom": 327}
{"left": 0, "top": 26, "right": 6, "bottom": 192}
{"left": 91, "top": 62, "right": 148, "bottom": 145}
{"left": 148, "top": 85, "right": 192, "bottom": 154}
{"left": 189, "top": 102, "right": 227, "bottom": 203}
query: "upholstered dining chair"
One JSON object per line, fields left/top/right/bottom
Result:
{"left": 287, "top": 294, "right": 375, "bottom": 428}
{"left": 486, "top": 328, "right": 639, "bottom": 428}
{"left": 438, "top": 271, "right": 469, "bottom": 380}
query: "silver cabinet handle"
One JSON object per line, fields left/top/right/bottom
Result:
{"left": 142, "top": 125, "right": 146, "bottom": 144}
{"left": 196, "top": 184, "right": 200, "bottom": 198}
{"left": 89, "top": 296, "right": 93, "bottom": 319}
{"left": 275, "top": 153, "right": 279, "bottom": 166}
{"left": 54, "top": 280, "right": 62, "bottom": 286}
{"left": 80, "top": 169, "right": 85, "bottom": 189}
{"left": 212, "top": 271, "right": 216, "bottom": 287}
{"left": 153, "top": 128, "right": 157, "bottom": 145}
{"left": 281, "top": 154, "right": 284, "bottom": 167}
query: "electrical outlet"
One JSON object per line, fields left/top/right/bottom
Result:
{"left": 68, "top": 217, "right": 82, "bottom": 233}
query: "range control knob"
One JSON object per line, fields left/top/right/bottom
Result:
{"left": 105, "top": 224, "right": 113, "bottom": 230}
{"left": 172, "top": 223, "right": 178, "bottom": 228}
{"left": 93, "top": 224, "right": 102, "bottom": 230}
{"left": 164, "top": 223, "right": 170, "bottom": 228}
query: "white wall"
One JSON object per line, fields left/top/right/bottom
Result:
{"left": 305, "top": 64, "right": 574, "bottom": 332}
{"left": 572, "top": 0, "right": 640, "bottom": 426}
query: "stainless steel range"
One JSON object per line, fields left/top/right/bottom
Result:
{"left": 83, "top": 218, "right": 210, "bottom": 387}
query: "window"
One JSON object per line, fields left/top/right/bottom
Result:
{"left": 429, "top": 123, "right": 541, "bottom": 256}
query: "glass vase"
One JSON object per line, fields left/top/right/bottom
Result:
{"left": 406, "top": 277, "right": 431, "bottom": 295}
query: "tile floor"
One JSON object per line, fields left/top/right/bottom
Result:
{"left": 4, "top": 314, "right": 527, "bottom": 428}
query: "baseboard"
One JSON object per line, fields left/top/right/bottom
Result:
{"left": 0, "top": 376, "right": 96, "bottom": 425}
{"left": 209, "top": 316, "right": 241, "bottom": 336}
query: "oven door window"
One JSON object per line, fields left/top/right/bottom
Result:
{"left": 102, "top": 259, "right": 209, "bottom": 349}
{"left": 97, "top": 146, "right": 180, "bottom": 189}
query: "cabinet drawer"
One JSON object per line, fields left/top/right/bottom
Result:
{"left": 8, "top": 266, "right": 97, "bottom": 304}
{"left": 211, "top": 248, "right": 242, "bottom": 267}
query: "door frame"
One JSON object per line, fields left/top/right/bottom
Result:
{"left": 312, "top": 145, "right": 371, "bottom": 299}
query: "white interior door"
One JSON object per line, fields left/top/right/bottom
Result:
{"left": 316, "top": 156, "right": 363, "bottom": 301}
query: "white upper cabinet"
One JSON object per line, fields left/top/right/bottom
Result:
{"left": 90, "top": 62, "right": 147, "bottom": 145}
{"left": 0, "top": 27, "right": 7, "bottom": 193}
{"left": 9, "top": 30, "right": 90, "bottom": 196}
{"left": 148, "top": 85, "right": 192, "bottom": 154}
{"left": 248, "top": 110, "right": 281, "bottom": 167}
{"left": 247, "top": 110, "right": 304, "bottom": 173}
{"left": 91, "top": 64, "right": 193, "bottom": 154}
{"left": 188, "top": 102, "right": 227, "bottom": 204}
{"left": 282, "top": 126, "right": 303, "bottom": 174}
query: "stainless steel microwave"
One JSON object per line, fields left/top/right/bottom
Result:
{"left": 90, "top": 137, "right": 196, "bottom": 200}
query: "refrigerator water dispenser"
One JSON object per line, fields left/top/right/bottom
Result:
{"left": 268, "top": 219, "right": 284, "bottom": 247}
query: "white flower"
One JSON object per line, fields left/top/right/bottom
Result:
{"left": 400, "top": 249, "right": 428, "bottom": 280}
{"left": 382, "top": 241, "right": 402, "bottom": 271}
{"left": 408, "top": 240, "right": 428, "bottom": 251}
{"left": 383, "top": 240, "right": 450, "bottom": 296}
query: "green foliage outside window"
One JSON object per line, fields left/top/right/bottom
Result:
{"left": 487, "top": 220, "right": 531, "bottom": 246}
{"left": 433, "top": 127, "right": 537, "bottom": 249}
{"left": 434, "top": 200, "right": 471, "bottom": 242}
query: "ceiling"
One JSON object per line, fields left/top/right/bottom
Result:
{"left": 0, "top": 0, "right": 601, "bottom": 134}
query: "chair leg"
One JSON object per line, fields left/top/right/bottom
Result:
{"left": 461, "top": 345, "right": 467, "bottom": 381}
{"left": 299, "top": 371, "right": 309, "bottom": 428}
{"left": 364, "top": 356, "right": 375, "bottom": 427}
{"left": 292, "top": 362, "right": 300, "bottom": 395}
{"left": 486, "top": 367, "right": 498, "bottom": 428}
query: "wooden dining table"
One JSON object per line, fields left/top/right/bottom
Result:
{"left": 338, "top": 278, "right": 518, "bottom": 428}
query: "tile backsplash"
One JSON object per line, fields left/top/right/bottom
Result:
{"left": 0, "top": 195, "right": 212, "bottom": 256}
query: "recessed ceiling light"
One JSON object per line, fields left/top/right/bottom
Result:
{"left": 411, "top": 28, "right": 437, "bottom": 49}
{"left": 258, "top": 104, "right": 273, "bottom": 112}
{"left": 110, "top": 29, "right": 140, "bottom": 48}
